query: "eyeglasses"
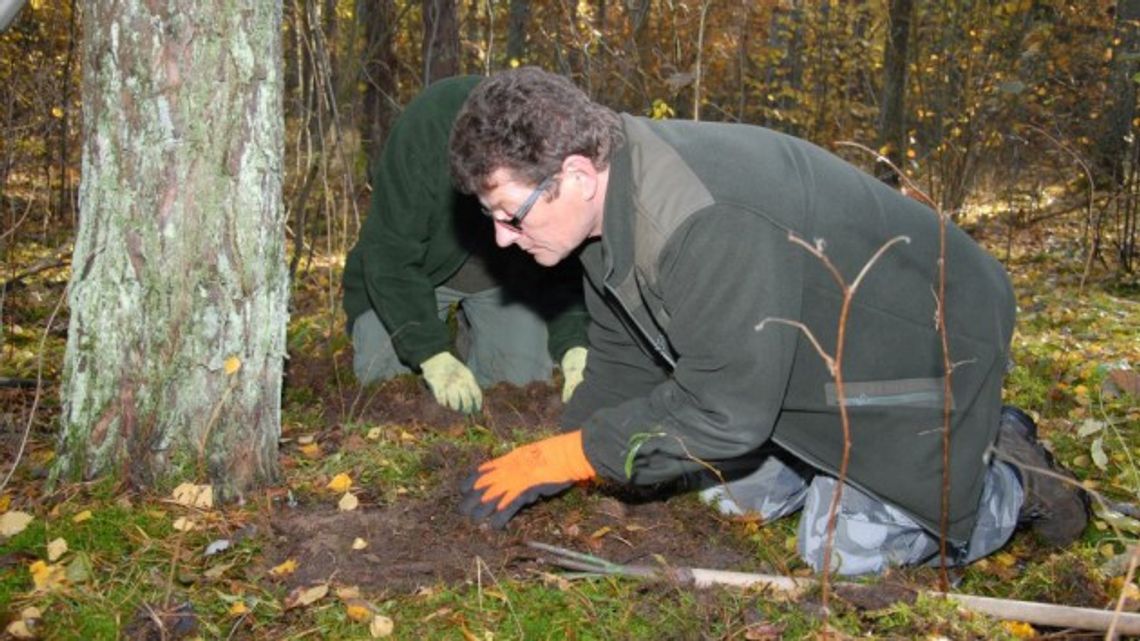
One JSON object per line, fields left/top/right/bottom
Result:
{"left": 483, "top": 176, "right": 554, "bottom": 232}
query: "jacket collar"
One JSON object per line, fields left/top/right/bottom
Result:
{"left": 597, "top": 117, "right": 637, "bottom": 287}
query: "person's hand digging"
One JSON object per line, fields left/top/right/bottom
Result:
{"left": 459, "top": 430, "right": 595, "bottom": 528}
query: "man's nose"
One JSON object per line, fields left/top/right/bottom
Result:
{"left": 494, "top": 224, "right": 520, "bottom": 248}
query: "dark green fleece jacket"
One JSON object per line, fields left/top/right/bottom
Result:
{"left": 563, "top": 115, "right": 1015, "bottom": 543}
{"left": 342, "top": 76, "right": 587, "bottom": 368}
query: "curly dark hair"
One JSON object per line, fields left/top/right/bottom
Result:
{"left": 448, "top": 67, "right": 624, "bottom": 194}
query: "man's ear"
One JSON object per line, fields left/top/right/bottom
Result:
{"left": 562, "top": 155, "right": 599, "bottom": 201}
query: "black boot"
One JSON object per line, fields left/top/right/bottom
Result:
{"left": 992, "top": 406, "right": 1090, "bottom": 546}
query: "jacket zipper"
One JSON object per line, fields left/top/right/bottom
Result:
{"left": 604, "top": 282, "right": 678, "bottom": 369}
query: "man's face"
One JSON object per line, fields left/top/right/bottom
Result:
{"left": 478, "top": 167, "right": 598, "bottom": 266}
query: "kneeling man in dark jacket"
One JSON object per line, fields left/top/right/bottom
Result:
{"left": 449, "top": 67, "right": 1089, "bottom": 575}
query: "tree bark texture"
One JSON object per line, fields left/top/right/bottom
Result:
{"left": 878, "top": 0, "right": 912, "bottom": 186}
{"left": 422, "top": 0, "right": 460, "bottom": 84}
{"left": 58, "top": 0, "right": 287, "bottom": 499}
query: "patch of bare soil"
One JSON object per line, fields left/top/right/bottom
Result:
{"left": 270, "top": 351, "right": 765, "bottom": 593}
{"left": 265, "top": 481, "right": 762, "bottom": 594}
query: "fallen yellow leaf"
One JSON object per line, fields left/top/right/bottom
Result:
{"left": 1001, "top": 620, "right": 1036, "bottom": 638}
{"left": 30, "top": 560, "right": 66, "bottom": 592}
{"left": 224, "top": 355, "right": 242, "bottom": 375}
{"left": 336, "top": 586, "right": 362, "bottom": 600}
{"left": 269, "top": 558, "right": 298, "bottom": 577}
{"left": 590, "top": 526, "right": 611, "bottom": 539}
{"left": 171, "top": 483, "right": 213, "bottom": 509}
{"left": 299, "top": 443, "right": 322, "bottom": 459}
{"left": 345, "top": 599, "right": 375, "bottom": 622}
{"left": 228, "top": 601, "right": 249, "bottom": 616}
{"left": 19, "top": 607, "right": 41, "bottom": 620}
{"left": 994, "top": 552, "right": 1018, "bottom": 568}
{"left": 352, "top": 538, "right": 368, "bottom": 550}
{"left": 47, "top": 537, "right": 67, "bottom": 562}
{"left": 72, "top": 510, "right": 93, "bottom": 523}
{"left": 0, "top": 511, "right": 33, "bottom": 536}
{"left": 173, "top": 517, "right": 196, "bottom": 532}
{"left": 339, "top": 493, "right": 359, "bottom": 512}
{"left": 366, "top": 427, "right": 382, "bottom": 440}
{"left": 327, "top": 473, "right": 353, "bottom": 493}
{"left": 370, "top": 614, "right": 394, "bottom": 638}
{"left": 1110, "top": 577, "right": 1140, "bottom": 600}
{"left": 5, "top": 620, "right": 33, "bottom": 639}
{"left": 284, "top": 583, "right": 329, "bottom": 610}
{"left": 0, "top": 494, "right": 11, "bottom": 512}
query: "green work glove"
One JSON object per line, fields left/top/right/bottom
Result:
{"left": 560, "top": 346, "right": 588, "bottom": 403}
{"left": 420, "top": 352, "right": 482, "bottom": 413}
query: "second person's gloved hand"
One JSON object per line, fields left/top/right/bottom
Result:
{"left": 420, "top": 351, "right": 482, "bottom": 413}
{"left": 559, "top": 346, "right": 588, "bottom": 403}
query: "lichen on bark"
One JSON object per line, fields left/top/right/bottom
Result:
{"left": 55, "top": 1, "right": 286, "bottom": 500}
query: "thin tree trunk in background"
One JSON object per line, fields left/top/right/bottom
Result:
{"left": 736, "top": 1, "right": 753, "bottom": 122}
{"left": 785, "top": 1, "right": 805, "bottom": 138}
{"left": 322, "top": 0, "right": 339, "bottom": 101}
{"left": 1100, "top": 0, "right": 1140, "bottom": 186}
{"left": 630, "top": 0, "right": 653, "bottom": 106}
{"left": 811, "top": 1, "right": 831, "bottom": 140}
{"left": 878, "top": 0, "right": 912, "bottom": 186}
{"left": 56, "top": 0, "right": 287, "bottom": 499}
{"left": 507, "top": 0, "right": 530, "bottom": 64}
{"left": 562, "top": 0, "right": 584, "bottom": 80}
{"left": 692, "top": 0, "right": 710, "bottom": 121}
{"left": 359, "top": 0, "right": 398, "bottom": 173}
{"left": 423, "top": 0, "right": 460, "bottom": 84}
{"left": 55, "top": 0, "right": 77, "bottom": 223}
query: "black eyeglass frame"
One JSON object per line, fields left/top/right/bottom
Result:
{"left": 482, "top": 176, "right": 555, "bottom": 232}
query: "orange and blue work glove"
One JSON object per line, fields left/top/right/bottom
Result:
{"left": 458, "top": 430, "right": 596, "bottom": 529}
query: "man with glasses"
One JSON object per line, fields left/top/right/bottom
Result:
{"left": 448, "top": 67, "right": 1088, "bottom": 575}
{"left": 342, "top": 75, "right": 589, "bottom": 413}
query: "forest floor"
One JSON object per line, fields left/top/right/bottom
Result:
{"left": 2, "top": 213, "right": 1140, "bottom": 640}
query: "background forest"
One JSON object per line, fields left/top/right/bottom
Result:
{"left": 2, "top": 0, "right": 1140, "bottom": 639}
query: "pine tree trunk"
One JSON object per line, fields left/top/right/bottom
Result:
{"left": 56, "top": 0, "right": 287, "bottom": 500}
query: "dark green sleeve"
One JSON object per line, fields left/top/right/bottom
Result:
{"left": 578, "top": 208, "right": 802, "bottom": 484}
{"left": 342, "top": 76, "right": 481, "bottom": 368}
{"left": 355, "top": 134, "right": 452, "bottom": 368}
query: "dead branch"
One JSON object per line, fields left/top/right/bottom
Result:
{"left": 1, "top": 255, "right": 70, "bottom": 289}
